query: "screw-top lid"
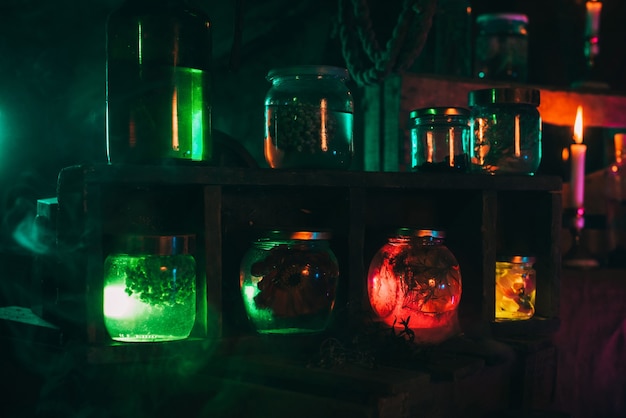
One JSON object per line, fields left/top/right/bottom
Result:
{"left": 259, "top": 229, "right": 333, "bottom": 241}
{"left": 267, "top": 66, "right": 349, "bottom": 82}
{"left": 497, "top": 255, "right": 536, "bottom": 264}
{"left": 476, "top": 13, "right": 529, "bottom": 25}
{"left": 394, "top": 228, "right": 446, "bottom": 239}
{"left": 409, "top": 107, "right": 470, "bottom": 119}
{"left": 468, "top": 87, "right": 540, "bottom": 107}
{"left": 118, "top": 234, "right": 195, "bottom": 255}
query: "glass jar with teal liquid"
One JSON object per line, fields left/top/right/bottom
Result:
{"left": 264, "top": 66, "right": 354, "bottom": 169}
{"left": 240, "top": 230, "right": 340, "bottom": 334}
{"left": 469, "top": 87, "right": 542, "bottom": 175}
{"left": 103, "top": 234, "right": 196, "bottom": 342}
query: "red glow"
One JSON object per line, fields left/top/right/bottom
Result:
{"left": 367, "top": 237, "right": 462, "bottom": 344}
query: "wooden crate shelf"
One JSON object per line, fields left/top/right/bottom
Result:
{"left": 34, "top": 164, "right": 562, "bottom": 356}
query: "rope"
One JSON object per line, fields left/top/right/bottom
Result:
{"left": 338, "top": 0, "right": 437, "bottom": 86}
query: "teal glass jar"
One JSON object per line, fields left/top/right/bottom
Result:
{"left": 103, "top": 234, "right": 196, "bottom": 342}
{"left": 410, "top": 107, "right": 471, "bottom": 172}
{"left": 264, "top": 65, "right": 354, "bottom": 169}
{"left": 474, "top": 13, "right": 529, "bottom": 82}
{"left": 106, "top": 0, "right": 213, "bottom": 164}
{"left": 469, "top": 87, "right": 542, "bottom": 175}
{"left": 240, "top": 230, "right": 340, "bottom": 334}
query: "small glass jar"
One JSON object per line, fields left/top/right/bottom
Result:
{"left": 367, "top": 228, "right": 462, "bottom": 345}
{"left": 103, "top": 234, "right": 196, "bottom": 342}
{"left": 264, "top": 65, "right": 354, "bottom": 169}
{"left": 474, "top": 13, "right": 528, "bottom": 82}
{"left": 240, "top": 230, "right": 340, "bottom": 334}
{"left": 409, "top": 107, "right": 471, "bottom": 172}
{"left": 495, "top": 255, "right": 536, "bottom": 321}
{"left": 469, "top": 87, "right": 542, "bottom": 175}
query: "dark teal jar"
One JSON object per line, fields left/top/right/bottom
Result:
{"left": 410, "top": 107, "right": 471, "bottom": 172}
{"left": 264, "top": 66, "right": 354, "bottom": 169}
{"left": 468, "top": 87, "right": 542, "bottom": 175}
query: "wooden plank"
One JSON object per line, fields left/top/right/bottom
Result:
{"left": 362, "top": 82, "right": 383, "bottom": 171}
{"left": 348, "top": 188, "right": 367, "bottom": 315}
{"left": 83, "top": 164, "right": 562, "bottom": 192}
{"left": 212, "top": 353, "right": 430, "bottom": 397}
{"left": 549, "top": 190, "right": 563, "bottom": 319}
{"left": 383, "top": 76, "right": 402, "bottom": 172}
{"left": 204, "top": 185, "right": 223, "bottom": 339}
{"left": 482, "top": 190, "right": 498, "bottom": 321}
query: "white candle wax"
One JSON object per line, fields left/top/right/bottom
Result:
{"left": 570, "top": 143, "right": 587, "bottom": 208}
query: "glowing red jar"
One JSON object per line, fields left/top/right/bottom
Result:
{"left": 367, "top": 228, "right": 462, "bottom": 344}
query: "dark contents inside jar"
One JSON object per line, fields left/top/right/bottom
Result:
{"left": 250, "top": 244, "right": 339, "bottom": 318}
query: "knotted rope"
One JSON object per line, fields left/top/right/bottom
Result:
{"left": 338, "top": 0, "right": 437, "bottom": 86}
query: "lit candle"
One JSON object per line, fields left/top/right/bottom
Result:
{"left": 570, "top": 106, "right": 586, "bottom": 208}
{"left": 514, "top": 114, "right": 521, "bottom": 157}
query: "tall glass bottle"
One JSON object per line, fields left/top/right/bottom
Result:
{"left": 106, "top": 0, "right": 213, "bottom": 164}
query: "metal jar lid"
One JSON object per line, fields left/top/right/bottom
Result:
{"left": 497, "top": 255, "right": 536, "bottom": 264}
{"left": 468, "top": 87, "right": 540, "bottom": 107}
{"left": 267, "top": 66, "right": 349, "bottom": 82}
{"left": 476, "top": 13, "right": 529, "bottom": 35}
{"left": 394, "top": 228, "right": 446, "bottom": 239}
{"left": 118, "top": 234, "right": 195, "bottom": 256}
{"left": 476, "top": 13, "right": 529, "bottom": 26}
{"left": 260, "top": 229, "right": 333, "bottom": 241}
{"left": 409, "top": 107, "right": 470, "bottom": 120}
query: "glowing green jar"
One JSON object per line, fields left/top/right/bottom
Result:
{"left": 103, "top": 235, "right": 196, "bottom": 342}
{"left": 240, "top": 230, "right": 340, "bottom": 334}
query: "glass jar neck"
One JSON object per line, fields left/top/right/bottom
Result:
{"left": 499, "top": 261, "right": 533, "bottom": 269}
{"left": 254, "top": 239, "right": 328, "bottom": 250}
{"left": 390, "top": 236, "right": 444, "bottom": 246}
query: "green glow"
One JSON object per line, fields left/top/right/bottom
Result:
{"left": 173, "top": 67, "right": 206, "bottom": 161}
{"left": 242, "top": 282, "right": 320, "bottom": 334}
{"left": 242, "top": 283, "right": 274, "bottom": 325}
{"left": 103, "top": 284, "right": 141, "bottom": 319}
{"left": 191, "top": 73, "right": 204, "bottom": 160}
{"left": 103, "top": 254, "right": 196, "bottom": 342}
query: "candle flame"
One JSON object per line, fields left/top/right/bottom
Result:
{"left": 574, "top": 105, "right": 584, "bottom": 144}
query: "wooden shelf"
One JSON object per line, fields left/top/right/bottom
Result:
{"left": 33, "top": 164, "right": 563, "bottom": 353}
